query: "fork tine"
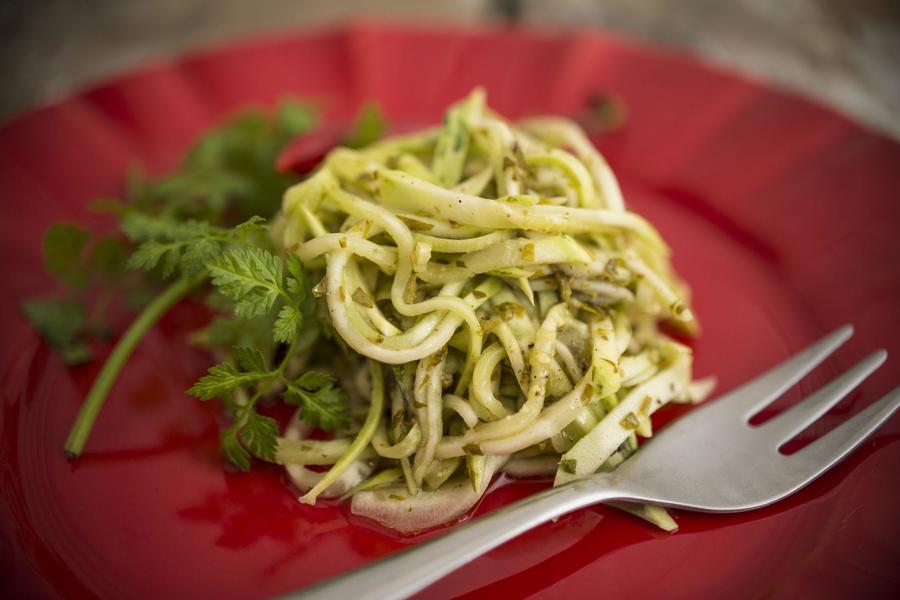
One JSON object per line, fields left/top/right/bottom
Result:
{"left": 759, "top": 350, "right": 886, "bottom": 446}
{"left": 787, "top": 385, "right": 900, "bottom": 480}
{"left": 715, "top": 325, "right": 853, "bottom": 420}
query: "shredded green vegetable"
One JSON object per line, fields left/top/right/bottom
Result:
{"left": 273, "top": 89, "right": 708, "bottom": 533}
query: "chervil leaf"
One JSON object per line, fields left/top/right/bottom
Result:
{"left": 207, "top": 247, "right": 285, "bottom": 318}
{"left": 278, "top": 98, "right": 316, "bottom": 135}
{"left": 121, "top": 213, "right": 214, "bottom": 243}
{"left": 62, "top": 344, "right": 94, "bottom": 365}
{"left": 205, "top": 314, "right": 277, "bottom": 365}
{"left": 29, "top": 99, "right": 324, "bottom": 465}
{"left": 125, "top": 242, "right": 181, "bottom": 277}
{"left": 231, "top": 215, "right": 266, "bottom": 238}
{"left": 120, "top": 212, "right": 172, "bottom": 241}
{"left": 187, "top": 362, "right": 266, "bottom": 400}
{"left": 123, "top": 212, "right": 263, "bottom": 281}
{"left": 160, "top": 247, "right": 181, "bottom": 278}
{"left": 344, "top": 102, "right": 386, "bottom": 149}
{"left": 151, "top": 170, "right": 248, "bottom": 213}
{"left": 22, "top": 298, "right": 84, "bottom": 348}
{"left": 87, "top": 236, "right": 128, "bottom": 282}
{"left": 240, "top": 411, "right": 278, "bottom": 461}
{"left": 204, "top": 290, "right": 236, "bottom": 312}
{"left": 302, "top": 386, "right": 348, "bottom": 431}
{"left": 273, "top": 304, "right": 302, "bottom": 344}
{"left": 285, "top": 253, "right": 306, "bottom": 299}
{"left": 220, "top": 428, "right": 251, "bottom": 471}
{"left": 126, "top": 241, "right": 177, "bottom": 273}
{"left": 43, "top": 223, "right": 90, "bottom": 287}
{"left": 181, "top": 101, "right": 315, "bottom": 219}
{"left": 284, "top": 380, "right": 348, "bottom": 431}
{"left": 295, "top": 371, "right": 336, "bottom": 390}
{"left": 21, "top": 298, "right": 92, "bottom": 364}
{"left": 233, "top": 346, "right": 266, "bottom": 373}
{"left": 179, "top": 237, "right": 221, "bottom": 275}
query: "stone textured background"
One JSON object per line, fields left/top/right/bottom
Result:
{"left": 0, "top": 0, "right": 898, "bottom": 138}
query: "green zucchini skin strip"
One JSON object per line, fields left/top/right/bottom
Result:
{"left": 412, "top": 350, "right": 447, "bottom": 485}
{"left": 499, "top": 455, "right": 679, "bottom": 532}
{"left": 606, "top": 502, "right": 679, "bottom": 532}
{"left": 299, "top": 360, "right": 385, "bottom": 504}
{"left": 554, "top": 346, "right": 691, "bottom": 486}
{"left": 432, "top": 106, "right": 470, "bottom": 187}
{"left": 340, "top": 468, "right": 404, "bottom": 501}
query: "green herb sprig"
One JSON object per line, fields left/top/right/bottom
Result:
{"left": 186, "top": 244, "right": 348, "bottom": 469}
{"left": 24, "top": 98, "right": 383, "bottom": 468}
{"left": 23, "top": 223, "right": 129, "bottom": 364}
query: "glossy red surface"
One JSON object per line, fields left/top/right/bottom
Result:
{"left": 1, "top": 23, "right": 899, "bottom": 600}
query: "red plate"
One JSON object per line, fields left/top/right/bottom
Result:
{"left": 1, "top": 23, "right": 899, "bottom": 599}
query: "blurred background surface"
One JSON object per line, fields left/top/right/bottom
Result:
{"left": 0, "top": 0, "right": 898, "bottom": 138}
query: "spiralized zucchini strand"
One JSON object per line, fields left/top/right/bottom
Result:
{"left": 470, "top": 343, "right": 514, "bottom": 421}
{"left": 375, "top": 169, "right": 667, "bottom": 253}
{"left": 412, "top": 350, "right": 447, "bottom": 485}
{"left": 274, "top": 88, "right": 703, "bottom": 533}
{"left": 372, "top": 421, "right": 422, "bottom": 459}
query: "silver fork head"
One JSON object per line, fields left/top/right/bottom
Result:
{"left": 604, "top": 325, "right": 900, "bottom": 512}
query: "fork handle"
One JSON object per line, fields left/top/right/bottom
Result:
{"left": 285, "top": 482, "right": 620, "bottom": 600}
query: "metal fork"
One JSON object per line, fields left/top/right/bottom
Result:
{"left": 289, "top": 325, "right": 899, "bottom": 600}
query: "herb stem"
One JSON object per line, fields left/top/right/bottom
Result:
{"left": 64, "top": 275, "right": 198, "bottom": 457}
{"left": 275, "top": 334, "right": 300, "bottom": 378}
{"left": 234, "top": 333, "right": 299, "bottom": 433}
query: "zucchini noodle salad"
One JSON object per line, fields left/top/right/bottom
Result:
{"left": 273, "top": 89, "right": 713, "bottom": 534}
